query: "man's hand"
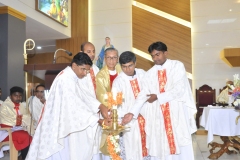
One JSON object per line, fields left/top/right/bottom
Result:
{"left": 16, "top": 115, "right": 22, "bottom": 126}
{"left": 147, "top": 94, "right": 157, "bottom": 103}
{"left": 99, "top": 104, "right": 110, "bottom": 119}
{"left": 121, "top": 113, "right": 134, "bottom": 125}
{"left": 98, "top": 119, "right": 112, "bottom": 127}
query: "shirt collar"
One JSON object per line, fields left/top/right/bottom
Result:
{"left": 122, "top": 70, "right": 137, "bottom": 80}
{"left": 109, "top": 69, "right": 117, "bottom": 75}
{"left": 155, "top": 59, "right": 169, "bottom": 70}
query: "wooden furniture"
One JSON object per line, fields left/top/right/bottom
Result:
{"left": 196, "top": 84, "right": 216, "bottom": 128}
{"left": 24, "top": 63, "right": 70, "bottom": 89}
{"left": 200, "top": 107, "right": 240, "bottom": 159}
{"left": 0, "top": 128, "right": 18, "bottom": 160}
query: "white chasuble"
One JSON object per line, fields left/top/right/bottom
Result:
{"left": 26, "top": 66, "right": 101, "bottom": 160}
{"left": 130, "top": 60, "right": 197, "bottom": 160}
{"left": 112, "top": 68, "right": 146, "bottom": 160}
{"left": 29, "top": 96, "right": 44, "bottom": 129}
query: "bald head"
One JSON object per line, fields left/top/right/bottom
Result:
{"left": 80, "top": 42, "right": 95, "bottom": 61}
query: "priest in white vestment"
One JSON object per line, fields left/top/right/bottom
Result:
{"left": 112, "top": 51, "right": 150, "bottom": 160}
{"left": 29, "top": 84, "right": 46, "bottom": 129}
{"left": 122, "top": 42, "right": 197, "bottom": 160}
{"left": 26, "top": 53, "right": 109, "bottom": 160}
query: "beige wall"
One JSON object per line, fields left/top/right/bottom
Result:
{"left": 89, "top": 0, "right": 132, "bottom": 56}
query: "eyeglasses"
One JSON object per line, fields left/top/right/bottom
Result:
{"left": 77, "top": 65, "right": 90, "bottom": 74}
{"left": 121, "top": 63, "right": 135, "bottom": 70}
{"left": 35, "top": 90, "right": 44, "bottom": 93}
{"left": 105, "top": 56, "right": 118, "bottom": 60}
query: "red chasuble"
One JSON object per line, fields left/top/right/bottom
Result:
{"left": 129, "top": 78, "right": 148, "bottom": 157}
{"left": 158, "top": 69, "right": 176, "bottom": 154}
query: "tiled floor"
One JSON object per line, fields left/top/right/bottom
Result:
{"left": 1, "top": 134, "right": 240, "bottom": 160}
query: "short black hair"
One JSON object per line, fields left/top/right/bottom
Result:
{"left": 104, "top": 48, "right": 118, "bottom": 56}
{"left": 148, "top": 41, "right": 167, "bottom": 53}
{"left": 35, "top": 84, "right": 45, "bottom": 91}
{"left": 80, "top": 42, "right": 94, "bottom": 51}
{"left": 119, "top": 51, "right": 136, "bottom": 65}
{"left": 10, "top": 86, "right": 24, "bottom": 95}
{"left": 71, "top": 52, "right": 93, "bottom": 66}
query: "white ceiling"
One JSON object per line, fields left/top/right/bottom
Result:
{"left": 191, "top": 0, "right": 240, "bottom": 49}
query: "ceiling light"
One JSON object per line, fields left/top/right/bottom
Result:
{"left": 229, "top": 9, "right": 232, "bottom": 12}
{"left": 206, "top": 44, "right": 209, "bottom": 46}
{"left": 37, "top": 46, "right": 42, "bottom": 49}
{"left": 207, "top": 18, "right": 236, "bottom": 24}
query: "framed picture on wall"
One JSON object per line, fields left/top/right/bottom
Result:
{"left": 35, "top": 0, "right": 69, "bottom": 26}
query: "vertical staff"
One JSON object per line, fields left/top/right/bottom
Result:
{"left": 23, "top": 39, "right": 35, "bottom": 105}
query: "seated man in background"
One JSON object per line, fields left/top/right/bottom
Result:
{"left": 29, "top": 84, "right": 46, "bottom": 129}
{"left": 0, "top": 86, "right": 32, "bottom": 160}
{"left": 217, "top": 81, "right": 234, "bottom": 104}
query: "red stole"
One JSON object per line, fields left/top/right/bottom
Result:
{"left": 129, "top": 78, "right": 148, "bottom": 157}
{"left": 158, "top": 69, "right": 176, "bottom": 154}
{"left": 89, "top": 68, "right": 96, "bottom": 94}
{"left": 13, "top": 102, "right": 20, "bottom": 115}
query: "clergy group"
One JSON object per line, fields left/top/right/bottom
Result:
{"left": 0, "top": 41, "right": 197, "bottom": 160}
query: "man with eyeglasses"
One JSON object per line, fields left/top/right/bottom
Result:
{"left": 26, "top": 53, "right": 110, "bottom": 160}
{"left": 28, "top": 84, "right": 45, "bottom": 130}
{"left": 95, "top": 48, "right": 122, "bottom": 159}
{"left": 122, "top": 42, "right": 197, "bottom": 160}
{"left": 111, "top": 51, "right": 150, "bottom": 159}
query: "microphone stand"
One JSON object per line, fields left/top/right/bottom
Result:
{"left": 53, "top": 48, "right": 72, "bottom": 64}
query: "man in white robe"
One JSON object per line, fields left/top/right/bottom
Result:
{"left": 112, "top": 51, "right": 149, "bottom": 160}
{"left": 26, "top": 53, "right": 109, "bottom": 160}
{"left": 29, "top": 84, "right": 46, "bottom": 129}
{"left": 122, "top": 42, "right": 197, "bottom": 160}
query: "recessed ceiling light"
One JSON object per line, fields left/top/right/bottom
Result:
{"left": 206, "top": 44, "right": 209, "bottom": 46}
{"left": 229, "top": 9, "right": 232, "bottom": 12}
{"left": 37, "top": 46, "right": 42, "bottom": 49}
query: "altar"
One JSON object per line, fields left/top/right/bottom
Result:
{"left": 200, "top": 106, "right": 240, "bottom": 159}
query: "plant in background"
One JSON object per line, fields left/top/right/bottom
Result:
{"left": 229, "top": 74, "right": 240, "bottom": 106}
